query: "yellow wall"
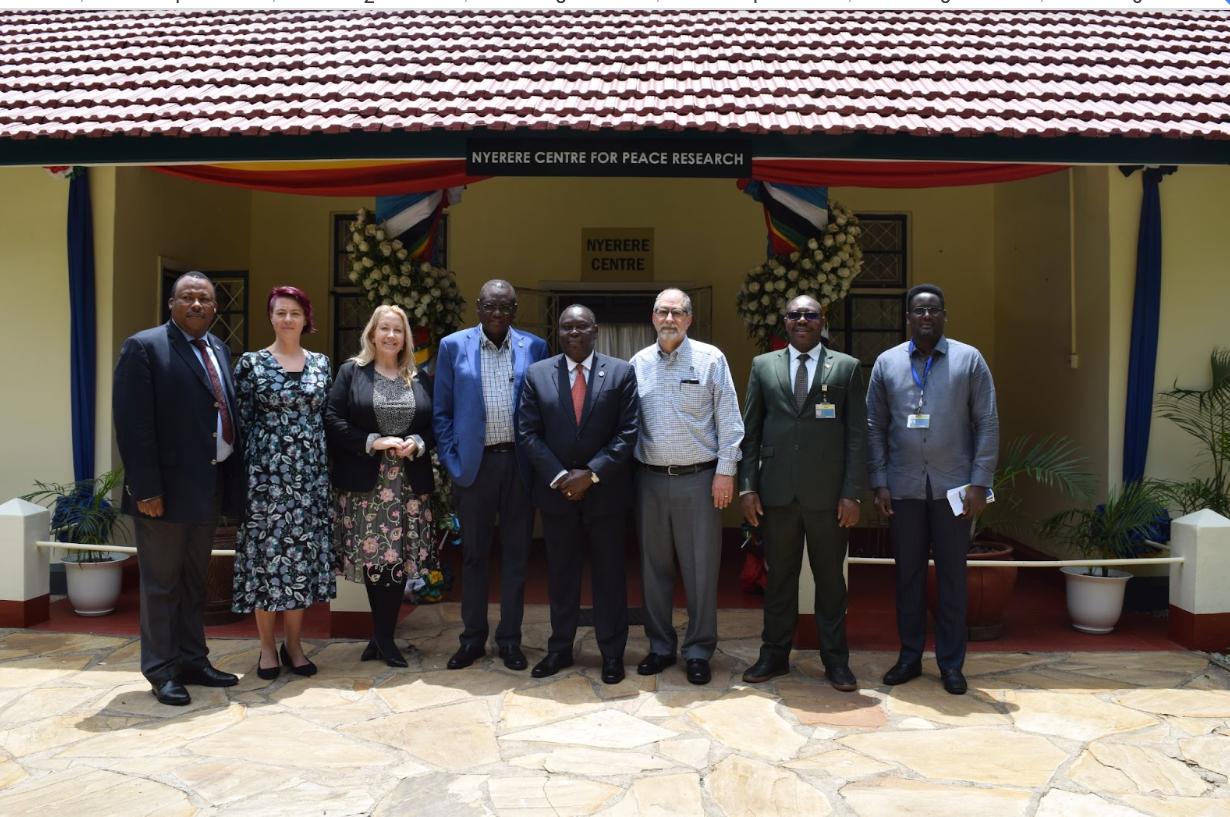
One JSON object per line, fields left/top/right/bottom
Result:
{"left": 0, "top": 167, "right": 74, "bottom": 501}
{"left": 248, "top": 191, "right": 371, "bottom": 354}
{"left": 1143, "top": 166, "right": 1230, "bottom": 482}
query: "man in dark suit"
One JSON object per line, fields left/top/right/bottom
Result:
{"left": 738, "top": 294, "right": 867, "bottom": 692}
{"left": 113, "top": 271, "right": 242, "bottom": 705}
{"left": 517, "top": 305, "right": 640, "bottom": 684}
{"left": 433, "top": 279, "right": 549, "bottom": 671}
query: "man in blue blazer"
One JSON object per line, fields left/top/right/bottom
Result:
{"left": 433, "top": 279, "right": 548, "bottom": 670}
{"left": 113, "top": 271, "right": 243, "bottom": 706}
{"left": 517, "top": 305, "right": 639, "bottom": 684}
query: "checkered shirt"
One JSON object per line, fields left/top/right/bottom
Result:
{"left": 631, "top": 337, "right": 744, "bottom": 476}
{"left": 480, "top": 330, "right": 516, "bottom": 445}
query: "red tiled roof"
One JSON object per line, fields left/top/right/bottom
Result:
{"left": 1, "top": 9, "right": 1228, "bottom": 144}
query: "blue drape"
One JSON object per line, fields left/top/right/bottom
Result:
{"left": 67, "top": 167, "right": 96, "bottom": 483}
{"left": 1121, "top": 166, "right": 1175, "bottom": 484}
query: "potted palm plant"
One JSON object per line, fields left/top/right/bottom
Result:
{"left": 1041, "top": 480, "right": 1167, "bottom": 634}
{"left": 1152, "top": 347, "right": 1230, "bottom": 519}
{"left": 928, "top": 435, "right": 1094, "bottom": 640}
{"left": 23, "top": 469, "right": 129, "bottom": 616}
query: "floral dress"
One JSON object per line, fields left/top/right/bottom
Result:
{"left": 231, "top": 350, "right": 336, "bottom": 613}
{"left": 334, "top": 372, "right": 434, "bottom": 588}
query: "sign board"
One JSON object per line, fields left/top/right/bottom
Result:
{"left": 467, "top": 138, "right": 751, "bottom": 177}
{"left": 582, "top": 228, "right": 654, "bottom": 281}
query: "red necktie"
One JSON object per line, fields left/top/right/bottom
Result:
{"left": 572, "top": 363, "right": 587, "bottom": 424}
{"left": 193, "top": 338, "right": 235, "bottom": 445}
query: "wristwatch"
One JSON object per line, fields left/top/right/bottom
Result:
{"left": 589, "top": 471, "right": 600, "bottom": 484}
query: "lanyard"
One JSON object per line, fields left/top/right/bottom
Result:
{"left": 908, "top": 341, "right": 934, "bottom": 411}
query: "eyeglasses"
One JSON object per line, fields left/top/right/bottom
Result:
{"left": 653, "top": 307, "right": 689, "bottom": 319}
{"left": 174, "top": 295, "right": 216, "bottom": 307}
{"left": 909, "top": 306, "right": 944, "bottom": 317}
{"left": 477, "top": 301, "right": 517, "bottom": 315}
{"left": 785, "top": 310, "right": 821, "bottom": 322}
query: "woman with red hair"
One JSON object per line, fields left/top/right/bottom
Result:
{"left": 232, "top": 286, "right": 335, "bottom": 680}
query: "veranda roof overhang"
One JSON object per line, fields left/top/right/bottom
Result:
{"left": 2, "top": 8, "right": 1228, "bottom": 169}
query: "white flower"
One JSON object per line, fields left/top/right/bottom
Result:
{"left": 807, "top": 238, "right": 818, "bottom": 250}
{"left": 358, "top": 240, "right": 370, "bottom": 252}
{"left": 380, "top": 264, "right": 392, "bottom": 276}
{"left": 761, "top": 294, "right": 771, "bottom": 306}
{"left": 786, "top": 288, "right": 797, "bottom": 299}
{"left": 351, "top": 261, "right": 363, "bottom": 273}
{"left": 766, "top": 313, "right": 778, "bottom": 325}
{"left": 749, "top": 282, "right": 761, "bottom": 294}
{"left": 421, "top": 294, "right": 433, "bottom": 305}
{"left": 836, "top": 215, "right": 848, "bottom": 227}
{"left": 789, "top": 251, "right": 800, "bottom": 263}
{"left": 379, "top": 242, "right": 392, "bottom": 256}
{"left": 379, "top": 284, "right": 389, "bottom": 296}
{"left": 397, "top": 249, "right": 408, "bottom": 260}
{"left": 421, "top": 263, "right": 434, "bottom": 273}
{"left": 838, "top": 266, "right": 851, "bottom": 278}
{"left": 400, "top": 275, "right": 412, "bottom": 286}
{"left": 787, "top": 269, "right": 799, "bottom": 281}
{"left": 348, "top": 270, "right": 359, "bottom": 283}
{"left": 362, "top": 257, "right": 374, "bottom": 268}
{"left": 756, "top": 327, "right": 766, "bottom": 337}
{"left": 823, "top": 236, "right": 834, "bottom": 247}
{"left": 431, "top": 288, "right": 441, "bottom": 297}
{"left": 801, "top": 259, "right": 813, "bottom": 271}
{"left": 775, "top": 280, "right": 786, "bottom": 292}
{"left": 835, "top": 234, "right": 846, "bottom": 245}
{"left": 415, "top": 306, "right": 426, "bottom": 318}
{"left": 364, "top": 224, "right": 376, "bottom": 237}
{"left": 391, "top": 239, "right": 403, "bottom": 250}
{"left": 375, "top": 229, "right": 386, "bottom": 241}
{"left": 345, "top": 243, "right": 355, "bottom": 253}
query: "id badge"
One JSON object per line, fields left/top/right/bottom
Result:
{"left": 907, "top": 413, "right": 931, "bottom": 429}
{"left": 815, "top": 402, "right": 837, "bottom": 419}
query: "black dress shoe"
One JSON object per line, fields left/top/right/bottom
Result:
{"left": 360, "top": 640, "right": 379, "bottom": 662}
{"left": 636, "top": 653, "right": 676, "bottom": 676}
{"left": 499, "top": 646, "right": 528, "bottom": 671}
{"left": 179, "top": 664, "right": 239, "bottom": 687}
{"left": 151, "top": 678, "right": 191, "bottom": 706}
{"left": 882, "top": 660, "right": 923, "bottom": 686}
{"left": 825, "top": 664, "right": 859, "bottom": 692}
{"left": 531, "top": 652, "right": 574, "bottom": 678}
{"left": 685, "top": 658, "right": 711, "bottom": 686}
{"left": 447, "top": 644, "right": 486, "bottom": 670}
{"left": 742, "top": 653, "right": 789, "bottom": 684}
{"left": 601, "top": 657, "right": 625, "bottom": 685}
{"left": 941, "top": 668, "right": 968, "bottom": 695}
{"left": 281, "top": 643, "right": 318, "bottom": 677}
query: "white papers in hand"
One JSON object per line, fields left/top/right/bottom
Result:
{"left": 946, "top": 484, "right": 995, "bottom": 517}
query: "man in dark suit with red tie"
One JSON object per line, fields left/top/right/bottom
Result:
{"left": 517, "top": 305, "right": 640, "bottom": 684}
{"left": 113, "top": 271, "right": 243, "bottom": 705}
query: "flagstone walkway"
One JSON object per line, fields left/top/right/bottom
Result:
{"left": 1, "top": 605, "right": 1228, "bottom": 817}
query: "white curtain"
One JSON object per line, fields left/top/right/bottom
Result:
{"left": 595, "top": 323, "right": 654, "bottom": 361}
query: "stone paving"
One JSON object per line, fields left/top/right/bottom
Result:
{"left": 1, "top": 604, "right": 1228, "bottom": 816}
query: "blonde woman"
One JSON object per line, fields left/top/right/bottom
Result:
{"left": 325, "top": 304, "right": 435, "bottom": 667}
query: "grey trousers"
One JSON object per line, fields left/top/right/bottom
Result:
{"left": 133, "top": 515, "right": 215, "bottom": 684}
{"left": 637, "top": 466, "right": 721, "bottom": 660}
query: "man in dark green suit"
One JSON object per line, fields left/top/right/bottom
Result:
{"left": 738, "top": 295, "right": 867, "bottom": 691}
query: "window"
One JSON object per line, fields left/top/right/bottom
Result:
{"left": 825, "top": 214, "right": 908, "bottom": 375}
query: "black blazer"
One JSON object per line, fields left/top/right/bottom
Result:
{"left": 112, "top": 321, "right": 245, "bottom": 524}
{"left": 325, "top": 360, "right": 435, "bottom": 495}
{"left": 516, "top": 352, "right": 639, "bottom": 517}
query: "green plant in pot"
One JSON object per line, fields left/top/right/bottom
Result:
{"left": 23, "top": 468, "right": 130, "bottom": 616}
{"left": 1041, "top": 480, "right": 1166, "bottom": 634}
{"left": 932, "top": 434, "right": 1094, "bottom": 640}
{"left": 1152, "top": 348, "right": 1230, "bottom": 519}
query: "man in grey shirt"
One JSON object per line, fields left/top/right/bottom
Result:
{"left": 866, "top": 284, "right": 998, "bottom": 696}
{"left": 631, "top": 288, "right": 744, "bottom": 685}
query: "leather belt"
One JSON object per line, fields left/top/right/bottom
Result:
{"left": 484, "top": 442, "right": 516, "bottom": 453}
{"left": 638, "top": 460, "right": 718, "bottom": 476}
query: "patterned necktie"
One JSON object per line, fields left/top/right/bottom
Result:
{"left": 794, "top": 352, "right": 810, "bottom": 413}
{"left": 193, "top": 338, "right": 235, "bottom": 445}
{"left": 572, "top": 363, "right": 587, "bottom": 424}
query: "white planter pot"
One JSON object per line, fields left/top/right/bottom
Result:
{"left": 1061, "top": 566, "right": 1131, "bottom": 634}
{"left": 63, "top": 555, "right": 128, "bottom": 616}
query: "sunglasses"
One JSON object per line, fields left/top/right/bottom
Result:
{"left": 784, "top": 310, "right": 821, "bottom": 322}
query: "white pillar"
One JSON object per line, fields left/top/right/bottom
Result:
{"left": 0, "top": 498, "right": 51, "bottom": 626}
{"left": 1167, "top": 508, "right": 1230, "bottom": 650}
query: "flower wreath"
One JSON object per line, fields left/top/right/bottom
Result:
{"left": 346, "top": 208, "right": 465, "bottom": 347}
{"left": 735, "top": 201, "right": 864, "bottom": 353}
